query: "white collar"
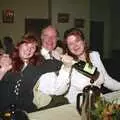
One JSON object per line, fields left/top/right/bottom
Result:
{"left": 41, "top": 47, "right": 49, "bottom": 55}
{"left": 41, "top": 47, "right": 51, "bottom": 59}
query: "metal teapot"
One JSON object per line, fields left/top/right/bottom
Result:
{"left": 76, "top": 79, "right": 101, "bottom": 120}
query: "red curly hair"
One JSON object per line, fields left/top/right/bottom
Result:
{"left": 10, "top": 34, "right": 44, "bottom": 72}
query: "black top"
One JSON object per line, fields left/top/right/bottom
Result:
{"left": 0, "top": 59, "right": 62, "bottom": 113}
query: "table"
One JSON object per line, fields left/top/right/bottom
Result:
{"left": 28, "top": 90, "right": 120, "bottom": 120}
{"left": 28, "top": 104, "right": 81, "bottom": 120}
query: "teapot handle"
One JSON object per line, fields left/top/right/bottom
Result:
{"left": 76, "top": 93, "right": 83, "bottom": 115}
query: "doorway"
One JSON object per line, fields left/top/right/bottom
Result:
{"left": 90, "top": 21, "right": 104, "bottom": 58}
{"left": 25, "top": 18, "right": 51, "bottom": 39}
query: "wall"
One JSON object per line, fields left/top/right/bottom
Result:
{"left": 51, "top": 0, "right": 90, "bottom": 42}
{"left": 51, "top": 0, "right": 112, "bottom": 58}
{"left": 0, "top": 0, "right": 48, "bottom": 44}
{"left": 0, "top": 0, "right": 112, "bottom": 58}
{"left": 111, "top": 0, "right": 120, "bottom": 50}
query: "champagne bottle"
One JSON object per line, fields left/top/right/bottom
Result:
{"left": 72, "top": 60, "right": 97, "bottom": 79}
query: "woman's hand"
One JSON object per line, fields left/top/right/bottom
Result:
{"left": 61, "top": 54, "right": 74, "bottom": 67}
{"left": 0, "top": 54, "right": 12, "bottom": 80}
{"left": 0, "top": 54, "right": 12, "bottom": 72}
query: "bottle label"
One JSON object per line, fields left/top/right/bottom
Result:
{"left": 83, "top": 63, "right": 96, "bottom": 74}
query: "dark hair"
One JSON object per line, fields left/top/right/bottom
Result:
{"left": 3, "top": 36, "right": 14, "bottom": 54}
{"left": 63, "top": 28, "right": 91, "bottom": 63}
{"left": 3, "top": 36, "right": 13, "bottom": 44}
{"left": 10, "top": 34, "right": 44, "bottom": 72}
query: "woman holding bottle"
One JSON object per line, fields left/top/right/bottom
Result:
{"left": 62, "top": 28, "right": 120, "bottom": 104}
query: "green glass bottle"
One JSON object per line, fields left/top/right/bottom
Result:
{"left": 73, "top": 60, "right": 97, "bottom": 78}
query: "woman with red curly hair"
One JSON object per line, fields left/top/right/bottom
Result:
{"left": 0, "top": 34, "right": 62, "bottom": 113}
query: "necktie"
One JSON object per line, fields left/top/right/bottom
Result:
{"left": 49, "top": 51, "right": 54, "bottom": 59}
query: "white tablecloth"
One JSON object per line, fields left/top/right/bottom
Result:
{"left": 28, "top": 91, "right": 120, "bottom": 120}
{"left": 28, "top": 104, "right": 81, "bottom": 120}
{"left": 103, "top": 90, "right": 120, "bottom": 103}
